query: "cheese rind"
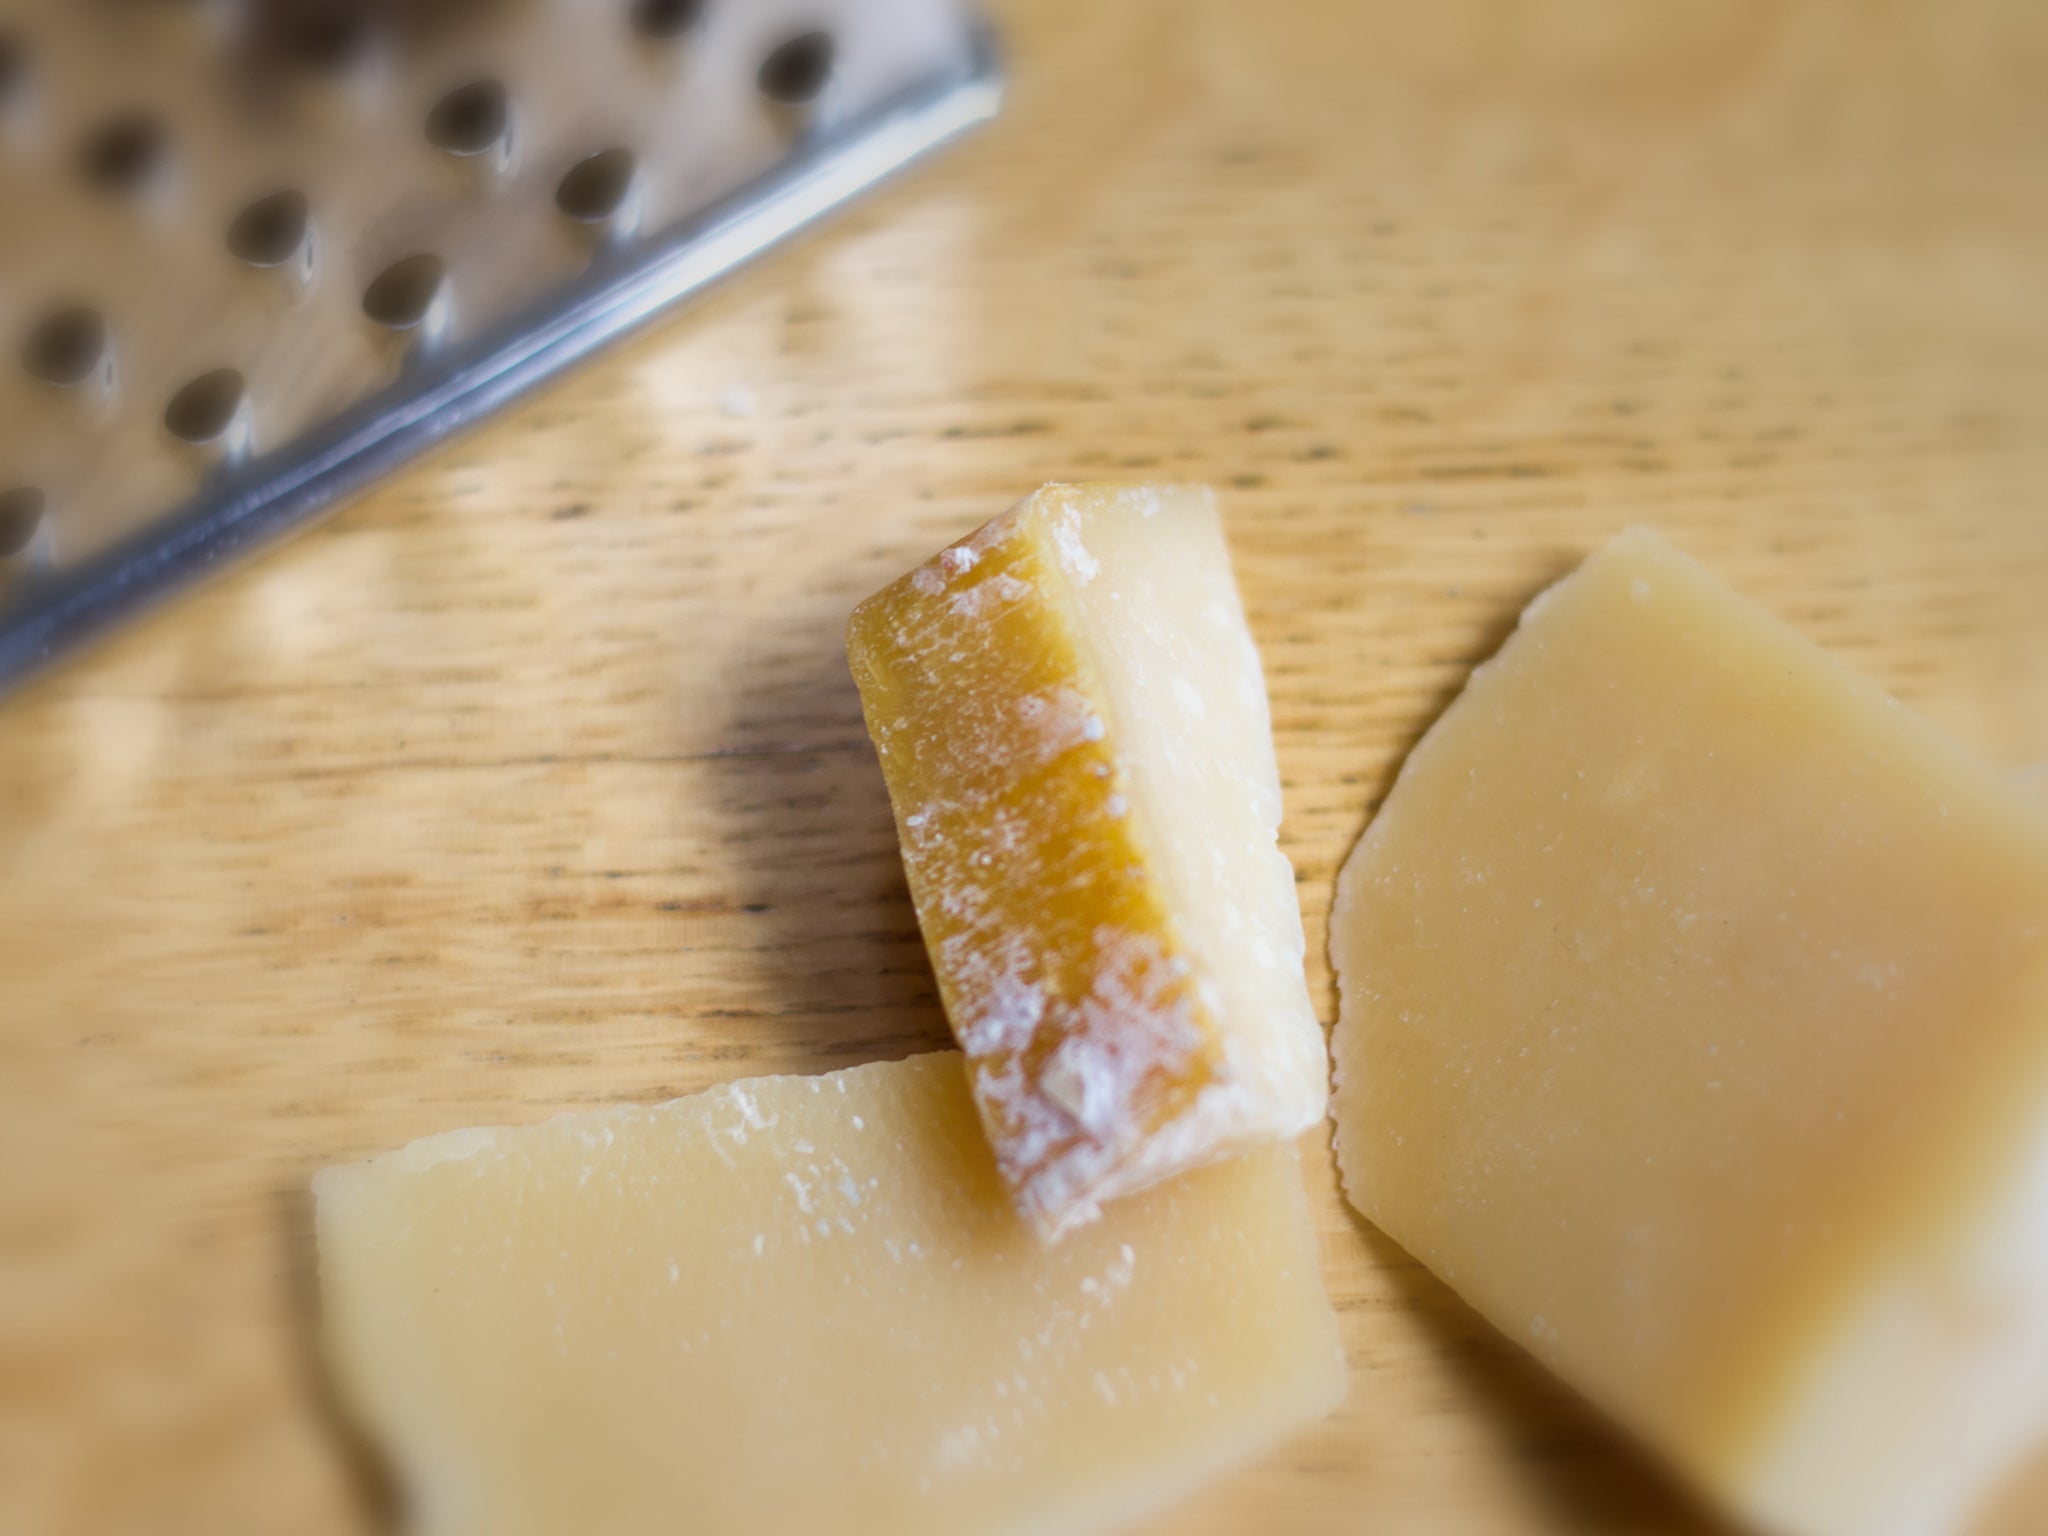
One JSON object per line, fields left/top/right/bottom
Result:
{"left": 848, "top": 485, "right": 1325, "bottom": 1235}
{"left": 316, "top": 1052, "right": 1346, "bottom": 1536}
{"left": 1330, "top": 528, "right": 2048, "bottom": 1536}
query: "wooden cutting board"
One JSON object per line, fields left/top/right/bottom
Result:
{"left": 4, "top": 1, "right": 2046, "bottom": 1531}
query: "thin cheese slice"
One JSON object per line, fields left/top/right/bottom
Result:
{"left": 848, "top": 485, "right": 1325, "bottom": 1236}
{"left": 1330, "top": 528, "right": 2048, "bottom": 1536}
{"left": 316, "top": 1052, "right": 1345, "bottom": 1536}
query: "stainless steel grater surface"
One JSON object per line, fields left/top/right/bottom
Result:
{"left": 0, "top": 0, "right": 1000, "bottom": 692}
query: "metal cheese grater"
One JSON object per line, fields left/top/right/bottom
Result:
{"left": 0, "top": 0, "right": 1000, "bottom": 692}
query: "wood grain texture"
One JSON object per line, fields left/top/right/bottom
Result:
{"left": 4, "top": 1, "right": 2047, "bottom": 1532}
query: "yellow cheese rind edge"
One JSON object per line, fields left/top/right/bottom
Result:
{"left": 848, "top": 493, "right": 1225, "bottom": 1235}
{"left": 849, "top": 485, "right": 1324, "bottom": 1237}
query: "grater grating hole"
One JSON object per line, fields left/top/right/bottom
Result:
{"left": 22, "top": 306, "right": 112, "bottom": 390}
{"left": 226, "top": 188, "right": 311, "bottom": 267}
{"left": 630, "top": 0, "right": 705, "bottom": 40}
{"left": 362, "top": 253, "right": 446, "bottom": 329}
{"left": 425, "top": 78, "right": 508, "bottom": 157}
{"left": 78, "top": 112, "right": 169, "bottom": 196}
{"left": 0, "top": 32, "right": 25, "bottom": 111}
{"left": 148, "top": 0, "right": 242, "bottom": 45}
{"left": 555, "top": 148, "right": 637, "bottom": 223}
{"left": 758, "top": 29, "right": 834, "bottom": 105}
{"left": 392, "top": 0, "right": 517, "bottom": 48}
{"left": 0, "top": 488, "right": 43, "bottom": 560}
{"left": 281, "top": 1, "right": 376, "bottom": 77}
{"left": 164, "top": 368, "right": 246, "bottom": 444}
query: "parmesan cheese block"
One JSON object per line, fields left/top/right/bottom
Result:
{"left": 1330, "top": 528, "right": 2048, "bottom": 1536}
{"left": 848, "top": 485, "right": 1325, "bottom": 1236}
{"left": 316, "top": 1052, "right": 1346, "bottom": 1536}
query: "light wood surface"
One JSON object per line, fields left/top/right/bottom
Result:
{"left": 5, "top": 2, "right": 2048, "bottom": 1532}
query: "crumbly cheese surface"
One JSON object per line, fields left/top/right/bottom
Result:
{"left": 316, "top": 1053, "right": 1345, "bottom": 1536}
{"left": 848, "top": 485, "right": 1325, "bottom": 1235}
{"left": 1330, "top": 528, "right": 2048, "bottom": 1536}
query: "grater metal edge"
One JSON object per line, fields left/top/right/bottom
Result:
{"left": 0, "top": 22, "right": 1002, "bottom": 697}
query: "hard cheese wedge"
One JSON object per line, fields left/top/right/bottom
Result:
{"left": 316, "top": 1052, "right": 1345, "bottom": 1536}
{"left": 1330, "top": 528, "right": 2048, "bottom": 1536}
{"left": 848, "top": 485, "right": 1325, "bottom": 1236}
